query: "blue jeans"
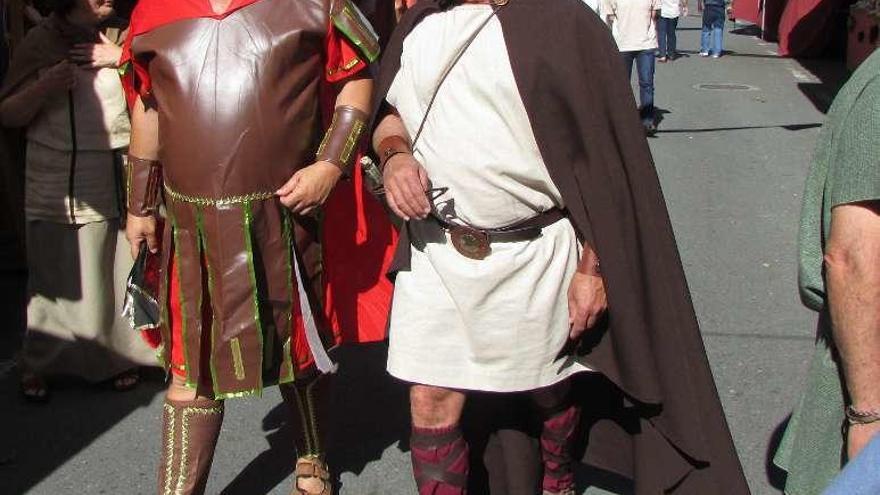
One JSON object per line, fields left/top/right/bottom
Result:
{"left": 622, "top": 50, "right": 655, "bottom": 124}
{"left": 657, "top": 16, "right": 679, "bottom": 58}
{"left": 700, "top": 5, "right": 725, "bottom": 55}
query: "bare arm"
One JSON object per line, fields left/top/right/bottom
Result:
{"left": 825, "top": 202, "right": 880, "bottom": 458}
{"left": 276, "top": 77, "right": 373, "bottom": 214}
{"left": 129, "top": 96, "right": 160, "bottom": 160}
{"left": 372, "top": 111, "right": 410, "bottom": 152}
{"left": 124, "top": 96, "right": 162, "bottom": 258}
{"left": 334, "top": 76, "right": 372, "bottom": 112}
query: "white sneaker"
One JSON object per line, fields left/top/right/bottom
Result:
{"left": 699, "top": 51, "right": 710, "bottom": 57}
{"left": 711, "top": 53, "right": 721, "bottom": 58}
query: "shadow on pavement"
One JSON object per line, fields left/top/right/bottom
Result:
{"left": 0, "top": 366, "right": 164, "bottom": 494}
{"left": 221, "top": 342, "right": 410, "bottom": 495}
{"left": 656, "top": 122, "right": 822, "bottom": 134}
{"left": 219, "top": 400, "right": 298, "bottom": 495}
{"left": 0, "top": 270, "right": 26, "bottom": 361}
{"left": 730, "top": 25, "right": 763, "bottom": 37}
{"left": 794, "top": 58, "right": 849, "bottom": 114}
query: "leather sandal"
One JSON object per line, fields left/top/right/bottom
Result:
{"left": 20, "top": 371, "right": 50, "bottom": 403}
{"left": 111, "top": 368, "right": 141, "bottom": 392}
{"left": 292, "top": 456, "right": 331, "bottom": 495}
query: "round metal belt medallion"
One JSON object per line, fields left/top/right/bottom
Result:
{"left": 449, "top": 225, "right": 491, "bottom": 260}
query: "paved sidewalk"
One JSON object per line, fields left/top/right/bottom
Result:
{"left": 0, "top": 12, "right": 849, "bottom": 495}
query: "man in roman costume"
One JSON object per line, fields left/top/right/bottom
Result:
{"left": 121, "top": 0, "right": 396, "bottom": 493}
{"left": 372, "top": 0, "right": 750, "bottom": 493}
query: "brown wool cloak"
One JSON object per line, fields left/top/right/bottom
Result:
{"left": 372, "top": 0, "right": 751, "bottom": 493}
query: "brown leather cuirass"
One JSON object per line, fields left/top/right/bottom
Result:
{"left": 132, "top": 0, "right": 331, "bottom": 197}
{"left": 130, "top": 0, "right": 344, "bottom": 398}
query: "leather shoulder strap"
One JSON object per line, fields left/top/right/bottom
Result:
{"left": 330, "top": 0, "right": 381, "bottom": 63}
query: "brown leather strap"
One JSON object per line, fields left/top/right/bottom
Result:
{"left": 126, "top": 155, "right": 162, "bottom": 217}
{"left": 316, "top": 105, "right": 367, "bottom": 173}
{"left": 377, "top": 135, "right": 412, "bottom": 170}
{"left": 429, "top": 207, "right": 567, "bottom": 244}
{"left": 295, "top": 457, "right": 330, "bottom": 479}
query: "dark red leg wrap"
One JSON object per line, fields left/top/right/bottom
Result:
{"left": 540, "top": 404, "right": 580, "bottom": 493}
{"left": 410, "top": 424, "right": 469, "bottom": 495}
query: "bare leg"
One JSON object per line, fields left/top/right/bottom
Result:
{"left": 531, "top": 380, "right": 580, "bottom": 495}
{"left": 410, "top": 384, "right": 469, "bottom": 494}
{"left": 157, "top": 374, "right": 224, "bottom": 495}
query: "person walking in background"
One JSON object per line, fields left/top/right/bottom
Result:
{"left": 773, "top": 48, "right": 880, "bottom": 494}
{"left": 657, "top": 0, "right": 686, "bottom": 61}
{"left": 0, "top": 0, "right": 154, "bottom": 402}
{"left": 602, "top": 0, "right": 660, "bottom": 134}
{"left": 699, "top": 0, "right": 726, "bottom": 57}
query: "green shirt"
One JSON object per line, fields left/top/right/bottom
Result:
{"left": 799, "top": 50, "right": 880, "bottom": 312}
{"left": 776, "top": 50, "right": 880, "bottom": 495}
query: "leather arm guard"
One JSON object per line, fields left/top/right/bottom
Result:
{"left": 126, "top": 155, "right": 162, "bottom": 217}
{"left": 316, "top": 105, "right": 368, "bottom": 174}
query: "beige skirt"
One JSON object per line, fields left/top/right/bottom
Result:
{"left": 22, "top": 219, "right": 157, "bottom": 382}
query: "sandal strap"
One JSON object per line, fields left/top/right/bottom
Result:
{"left": 293, "top": 457, "right": 331, "bottom": 495}
{"left": 295, "top": 459, "right": 330, "bottom": 480}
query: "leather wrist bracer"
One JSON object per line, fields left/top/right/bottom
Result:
{"left": 316, "top": 105, "right": 368, "bottom": 173}
{"left": 377, "top": 135, "right": 412, "bottom": 170}
{"left": 126, "top": 155, "right": 162, "bottom": 217}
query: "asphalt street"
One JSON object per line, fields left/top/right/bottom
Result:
{"left": 0, "top": 12, "right": 850, "bottom": 495}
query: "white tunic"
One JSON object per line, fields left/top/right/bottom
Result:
{"left": 385, "top": 4, "right": 590, "bottom": 393}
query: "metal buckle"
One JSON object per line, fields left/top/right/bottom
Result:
{"left": 449, "top": 224, "right": 491, "bottom": 260}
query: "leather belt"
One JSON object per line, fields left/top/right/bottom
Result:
{"left": 427, "top": 208, "right": 566, "bottom": 260}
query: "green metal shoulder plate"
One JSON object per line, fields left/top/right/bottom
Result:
{"left": 331, "top": 0, "right": 381, "bottom": 63}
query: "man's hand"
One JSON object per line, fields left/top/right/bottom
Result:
{"left": 848, "top": 423, "right": 880, "bottom": 460}
{"left": 567, "top": 272, "right": 607, "bottom": 340}
{"left": 69, "top": 33, "right": 123, "bottom": 69}
{"left": 383, "top": 153, "right": 430, "bottom": 221}
{"left": 125, "top": 214, "right": 159, "bottom": 259}
{"left": 37, "top": 61, "right": 76, "bottom": 95}
{"left": 276, "top": 161, "right": 342, "bottom": 215}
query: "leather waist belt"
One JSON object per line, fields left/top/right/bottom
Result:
{"left": 426, "top": 208, "right": 566, "bottom": 260}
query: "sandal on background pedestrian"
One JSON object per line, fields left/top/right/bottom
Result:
{"left": 292, "top": 456, "right": 332, "bottom": 495}
{"left": 19, "top": 371, "right": 49, "bottom": 403}
{"left": 110, "top": 368, "right": 141, "bottom": 392}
